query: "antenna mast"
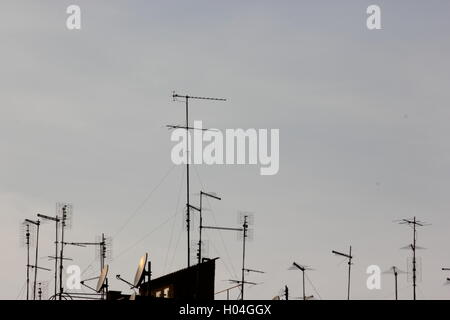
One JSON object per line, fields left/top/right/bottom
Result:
{"left": 58, "top": 203, "right": 73, "bottom": 300}
{"left": 241, "top": 215, "right": 248, "bottom": 300}
{"left": 383, "top": 266, "right": 406, "bottom": 300}
{"left": 24, "top": 222, "right": 31, "bottom": 300}
{"left": 396, "top": 216, "right": 429, "bottom": 300}
{"left": 202, "top": 212, "right": 258, "bottom": 300}
{"left": 170, "top": 92, "right": 226, "bottom": 268}
{"left": 24, "top": 218, "right": 50, "bottom": 300}
{"left": 37, "top": 213, "right": 60, "bottom": 298}
{"left": 290, "top": 262, "right": 314, "bottom": 300}
{"left": 332, "top": 246, "right": 353, "bottom": 300}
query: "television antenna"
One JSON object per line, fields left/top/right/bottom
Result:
{"left": 395, "top": 216, "right": 430, "bottom": 300}
{"left": 116, "top": 253, "right": 152, "bottom": 296}
{"left": 289, "top": 261, "right": 315, "bottom": 300}
{"left": 24, "top": 218, "right": 50, "bottom": 300}
{"left": 56, "top": 203, "right": 73, "bottom": 300}
{"left": 202, "top": 213, "right": 256, "bottom": 300}
{"left": 382, "top": 266, "right": 406, "bottom": 300}
{"left": 332, "top": 246, "right": 353, "bottom": 300}
{"left": 21, "top": 221, "right": 33, "bottom": 300}
{"left": 64, "top": 233, "right": 112, "bottom": 275}
{"left": 169, "top": 91, "right": 226, "bottom": 268}
{"left": 37, "top": 213, "right": 60, "bottom": 298}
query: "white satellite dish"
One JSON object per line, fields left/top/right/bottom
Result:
{"left": 133, "top": 253, "right": 148, "bottom": 287}
{"left": 96, "top": 265, "right": 109, "bottom": 293}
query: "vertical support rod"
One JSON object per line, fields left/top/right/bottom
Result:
{"left": 394, "top": 268, "right": 398, "bottom": 300}
{"left": 101, "top": 233, "right": 105, "bottom": 272}
{"left": 26, "top": 224, "right": 30, "bottom": 300}
{"left": 54, "top": 218, "right": 59, "bottom": 298}
{"left": 33, "top": 220, "right": 40, "bottom": 300}
{"left": 59, "top": 205, "right": 66, "bottom": 300}
{"left": 347, "top": 245, "right": 352, "bottom": 300}
{"left": 302, "top": 270, "right": 306, "bottom": 300}
{"left": 413, "top": 216, "right": 416, "bottom": 300}
{"left": 241, "top": 216, "right": 248, "bottom": 300}
{"left": 198, "top": 192, "right": 203, "bottom": 265}
{"left": 186, "top": 96, "right": 190, "bottom": 268}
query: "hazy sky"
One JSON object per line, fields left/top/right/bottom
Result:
{"left": 1, "top": 0, "right": 450, "bottom": 300}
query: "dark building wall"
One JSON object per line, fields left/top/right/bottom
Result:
{"left": 140, "top": 259, "right": 216, "bottom": 300}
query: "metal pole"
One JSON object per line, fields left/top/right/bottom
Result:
{"left": 302, "top": 270, "right": 306, "bottom": 300}
{"left": 347, "top": 246, "right": 352, "bottom": 300}
{"left": 285, "top": 285, "right": 289, "bottom": 300}
{"left": 186, "top": 96, "right": 190, "bottom": 268}
{"left": 413, "top": 217, "right": 416, "bottom": 300}
{"left": 33, "top": 220, "right": 40, "bottom": 300}
{"left": 241, "top": 216, "right": 247, "bottom": 300}
{"left": 59, "top": 206, "right": 66, "bottom": 300}
{"left": 198, "top": 192, "right": 203, "bottom": 265}
{"left": 54, "top": 218, "right": 58, "bottom": 298}
{"left": 394, "top": 268, "right": 398, "bottom": 300}
{"left": 26, "top": 224, "right": 30, "bottom": 300}
{"left": 101, "top": 233, "right": 105, "bottom": 272}
{"left": 171, "top": 93, "right": 226, "bottom": 268}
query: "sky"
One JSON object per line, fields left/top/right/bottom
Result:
{"left": 1, "top": 0, "right": 450, "bottom": 300}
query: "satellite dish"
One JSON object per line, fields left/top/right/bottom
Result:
{"left": 272, "top": 295, "right": 280, "bottom": 300}
{"left": 133, "top": 253, "right": 148, "bottom": 287}
{"left": 96, "top": 265, "right": 109, "bottom": 293}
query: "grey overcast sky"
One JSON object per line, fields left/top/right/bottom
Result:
{"left": 1, "top": 0, "right": 450, "bottom": 300}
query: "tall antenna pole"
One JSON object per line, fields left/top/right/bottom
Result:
{"left": 396, "top": 216, "right": 429, "bottom": 300}
{"left": 185, "top": 96, "right": 190, "bottom": 268}
{"left": 291, "top": 262, "right": 314, "bottom": 301}
{"left": 382, "top": 266, "right": 405, "bottom": 300}
{"left": 413, "top": 217, "right": 417, "bottom": 300}
{"left": 302, "top": 269, "right": 306, "bottom": 300}
{"left": 332, "top": 247, "right": 353, "bottom": 300}
{"left": 33, "top": 219, "right": 40, "bottom": 300}
{"left": 37, "top": 213, "right": 60, "bottom": 298}
{"left": 198, "top": 192, "right": 202, "bottom": 265}
{"left": 347, "top": 246, "right": 352, "bottom": 301}
{"left": 171, "top": 92, "right": 226, "bottom": 268}
{"left": 241, "top": 215, "right": 248, "bottom": 300}
{"left": 59, "top": 205, "right": 67, "bottom": 300}
{"left": 101, "top": 233, "right": 105, "bottom": 272}
{"left": 394, "top": 267, "right": 398, "bottom": 300}
{"left": 25, "top": 223, "right": 30, "bottom": 300}
{"left": 55, "top": 216, "right": 59, "bottom": 298}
